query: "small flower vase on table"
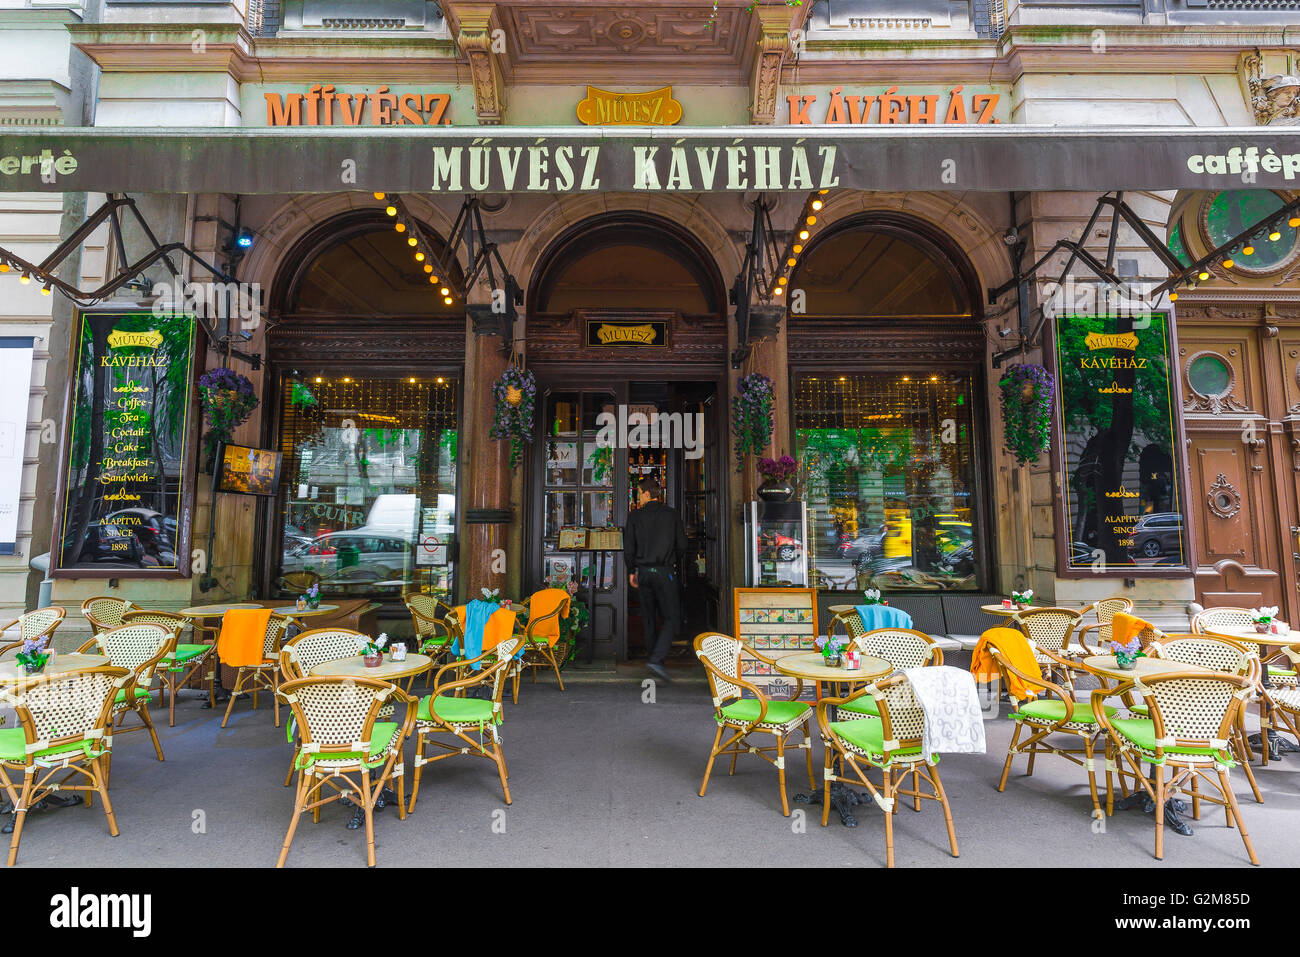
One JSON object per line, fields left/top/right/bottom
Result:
{"left": 16, "top": 636, "right": 50, "bottom": 676}
{"left": 359, "top": 633, "right": 388, "bottom": 668}
{"left": 1114, "top": 653, "right": 1138, "bottom": 671}
{"left": 1250, "top": 606, "right": 1279, "bottom": 635}
{"left": 1110, "top": 636, "right": 1142, "bottom": 671}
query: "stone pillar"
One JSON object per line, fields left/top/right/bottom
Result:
{"left": 460, "top": 299, "right": 512, "bottom": 599}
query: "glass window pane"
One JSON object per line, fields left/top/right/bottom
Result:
{"left": 795, "top": 373, "right": 980, "bottom": 592}
{"left": 1187, "top": 354, "right": 1231, "bottom": 398}
{"left": 276, "top": 374, "right": 458, "bottom": 602}
{"left": 546, "top": 440, "right": 578, "bottom": 485}
{"left": 545, "top": 491, "right": 578, "bottom": 538}
{"left": 583, "top": 441, "right": 613, "bottom": 487}
{"left": 1205, "top": 190, "right": 1298, "bottom": 271}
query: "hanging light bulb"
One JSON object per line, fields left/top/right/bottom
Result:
{"left": 374, "top": 192, "right": 386, "bottom": 201}
{"left": 798, "top": 229, "right": 810, "bottom": 241}
{"left": 1290, "top": 216, "right": 1300, "bottom": 228}
{"left": 772, "top": 285, "right": 784, "bottom": 296}
{"left": 19, "top": 273, "right": 30, "bottom": 285}
{"left": 792, "top": 244, "right": 803, "bottom": 254}
{"left": 440, "top": 287, "right": 450, "bottom": 296}
{"left": 1222, "top": 258, "right": 1234, "bottom": 269}
{"left": 385, "top": 205, "right": 397, "bottom": 216}
{"left": 1197, "top": 270, "right": 1210, "bottom": 281}
{"left": 395, "top": 222, "right": 406, "bottom": 233}
{"left": 1269, "top": 228, "right": 1282, "bottom": 242}
{"left": 1242, "top": 244, "right": 1255, "bottom": 256}
{"left": 40, "top": 283, "right": 51, "bottom": 296}
{"left": 407, "top": 236, "right": 418, "bottom": 247}
{"left": 429, "top": 275, "right": 439, "bottom": 284}
{"left": 786, "top": 257, "right": 796, "bottom": 268}
{"left": 424, "top": 264, "right": 434, "bottom": 274}
{"left": 811, "top": 199, "right": 823, "bottom": 211}
{"left": 1169, "top": 292, "right": 1178, "bottom": 301}
{"left": 777, "top": 276, "right": 788, "bottom": 286}
{"left": 415, "top": 251, "right": 425, "bottom": 262}
{"left": 443, "top": 296, "right": 453, "bottom": 305}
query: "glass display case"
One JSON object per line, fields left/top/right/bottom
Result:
{"left": 745, "top": 501, "right": 809, "bottom": 587}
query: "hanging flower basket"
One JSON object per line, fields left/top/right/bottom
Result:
{"left": 998, "top": 364, "right": 1054, "bottom": 466}
{"left": 731, "top": 372, "right": 774, "bottom": 473}
{"left": 490, "top": 365, "right": 536, "bottom": 467}
{"left": 197, "top": 367, "right": 259, "bottom": 468}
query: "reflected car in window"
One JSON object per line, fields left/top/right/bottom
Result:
{"left": 281, "top": 531, "right": 417, "bottom": 584}
{"left": 1130, "top": 512, "right": 1184, "bottom": 559}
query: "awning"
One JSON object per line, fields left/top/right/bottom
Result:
{"left": 1, "top": 125, "right": 1297, "bottom": 195}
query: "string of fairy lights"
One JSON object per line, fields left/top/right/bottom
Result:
{"left": 769, "top": 189, "right": 831, "bottom": 301}
{"left": 371, "top": 192, "right": 459, "bottom": 306}
{"left": 1165, "top": 206, "right": 1300, "bottom": 302}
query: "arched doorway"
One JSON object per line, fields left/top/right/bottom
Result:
{"left": 261, "top": 211, "right": 467, "bottom": 611}
{"left": 524, "top": 212, "right": 728, "bottom": 664}
{"left": 786, "top": 212, "right": 992, "bottom": 599}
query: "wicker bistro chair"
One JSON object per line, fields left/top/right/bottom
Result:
{"left": 407, "top": 636, "right": 522, "bottom": 811}
{"left": 1192, "top": 606, "right": 1298, "bottom": 687}
{"left": 0, "top": 665, "right": 132, "bottom": 866}
{"left": 990, "top": 646, "right": 1117, "bottom": 815}
{"left": 0, "top": 607, "right": 66, "bottom": 656}
{"left": 693, "top": 632, "right": 815, "bottom": 817}
{"left": 815, "top": 674, "right": 960, "bottom": 868}
{"left": 221, "top": 614, "right": 292, "bottom": 729}
{"left": 277, "top": 628, "right": 369, "bottom": 787}
{"left": 837, "top": 628, "right": 944, "bottom": 719}
{"left": 1261, "top": 644, "right": 1300, "bottom": 754}
{"left": 80, "top": 597, "right": 135, "bottom": 636}
{"left": 1073, "top": 597, "right": 1135, "bottom": 655}
{"left": 75, "top": 623, "right": 174, "bottom": 772}
{"left": 1144, "top": 635, "right": 1264, "bottom": 803}
{"left": 1092, "top": 671, "right": 1258, "bottom": 865}
{"left": 515, "top": 593, "right": 571, "bottom": 692}
{"left": 120, "top": 610, "right": 209, "bottom": 727}
{"left": 274, "top": 675, "right": 417, "bottom": 868}
{"left": 404, "top": 595, "right": 455, "bottom": 687}
{"left": 276, "top": 570, "right": 321, "bottom": 595}
{"left": 1011, "top": 608, "right": 1084, "bottom": 688}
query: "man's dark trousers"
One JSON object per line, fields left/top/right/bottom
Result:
{"left": 637, "top": 566, "right": 680, "bottom": 666}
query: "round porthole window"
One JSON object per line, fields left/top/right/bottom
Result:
{"left": 1203, "top": 190, "right": 1299, "bottom": 274}
{"left": 1187, "top": 353, "right": 1232, "bottom": 398}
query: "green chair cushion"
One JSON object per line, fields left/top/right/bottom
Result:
{"left": 719, "top": 699, "right": 810, "bottom": 726}
{"left": 298, "top": 722, "right": 398, "bottom": 768}
{"left": 113, "top": 689, "right": 153, "bottom": 705}
{"left": 421, "top": 636, "right": 450, "bottom": 646}
{"left": 418, "top": 694, "right": 497, "bottom": 725}
{"left": 1268, "top": 666, "right": 1296, "bottom": 677}
{"left": 829, "top": 716, "right": 923, "bottom": 758}
{"left": 838, "top": 696, "right": 879, "bottom": 716}
{"left": 1109, "top": 717, "right": 1224, "bottom": 757}
{"left": 171, "top": 643, "right": 209, "bottom": 662}
{"left": 1130, "top": 704, "right": 1149, "bottom": 715}
{"left": 0, "top": 728, "right": 95, "bottom": 762}
{"left": 1011, "top": 699, "right": 1117, "bottom": 725}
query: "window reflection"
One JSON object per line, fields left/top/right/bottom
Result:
{"left": 276, "top": 375, "right": 459, "bottom": 602}
{"left": 795, "top": 373, "right": 980, "bottom": 592}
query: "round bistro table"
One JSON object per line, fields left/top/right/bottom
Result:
{"left": 272, "top": 604, "right": 341, "bottom": 628}
{"left": 178, "top": 603, "right": 268, "bottom": 709}
{"left": 0, "top": 653, "right": 109, "bottom": 682}
{"left": 775, "top": 651, "right": 891, "bottom": 827}
{"left": 1202, "top": 623, "right": 1298, "bottom": 760}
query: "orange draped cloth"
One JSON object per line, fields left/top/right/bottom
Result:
{"left": 524, "top": 589, "right": 571, "bottom": 646}
{"left": 970, "top": 626, "right": 1041, "bottom": 701}
{"left": 452, "top": 605, "right": 519, "bottom": 652}
{"left": 1111, "top": 611, "right": 1153, "bottom": 651}
{"left": 217, "top": 608, "right": 273, "bottom": 667}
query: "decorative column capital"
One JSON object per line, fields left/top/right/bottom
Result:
{"left": 450, "top": 2, "right": 506, "bottom": 125}
{"left": 749, "top": 4, "right": 798, "bottom": 125}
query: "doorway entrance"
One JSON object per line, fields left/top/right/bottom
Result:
{"left": 529, "top": 377, "right": 724, "bottom": 663}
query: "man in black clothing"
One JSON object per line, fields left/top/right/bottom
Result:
{"left": 624, "top": 476, "right": 688, "bottom": 684}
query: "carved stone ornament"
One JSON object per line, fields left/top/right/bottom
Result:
{"left": 456, "top": 5, "right": 504, "bottom": 124}
{"left": 1207, "top": 473, "right": 1242, "bottom": 519}
{"left": 750, "top": 6, "right": 795, "bottom": 125}
{"left": 1183, "top": 350, "right": 1251, "bottom": 415}
{"left": 1242, "top": 50, "right": 1300, "bottom": 126}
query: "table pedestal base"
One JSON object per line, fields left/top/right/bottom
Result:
{"left": 1114, "top": 791, "right": 1194, "bottom": 836}
{"left": 1247, "top": 730, "right": 1299, "bottom": 762}
{"left": 1, "top": 792, "right": 86, "bottom": 832}
{"left": 339, "top": 787, "right": 400, "bottom": 829}
{"left": 793, "top": 782, "right": 867, "bottom": 828}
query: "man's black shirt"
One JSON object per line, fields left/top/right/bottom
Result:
{"left": 624, "top": 500, "right": 688, "bottom": 570}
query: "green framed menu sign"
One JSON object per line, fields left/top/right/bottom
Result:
{"left": 1053, "top": 311, "right": 1189, "bottom": 575}
{"left": 52, "top": 309, "right": 197, "bottom": 577}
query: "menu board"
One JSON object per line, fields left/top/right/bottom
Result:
{"left": 54, "top": 311, "right": 196, "bottom": 575}
{"left": 1053, "top": 312, "right": 1187, "bottom": 571}
{"left": 733, "top": 587, "right": 819, "bottom": 701}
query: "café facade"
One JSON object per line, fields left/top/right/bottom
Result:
{"left": 2, "top": 0, "right": 1300, "bottom": 659}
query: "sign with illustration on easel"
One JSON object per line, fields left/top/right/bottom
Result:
{"left": 733, "top": 587, "right": 819, "bottom": 701}
{"left": 1053, "top": 311, "right": 1189, "bottom": 575}
{"left": 51, "top": 310, "right": 196, "bottom": 577}
{"left": 585, "top": 319, "right": 668, "bottom": 348}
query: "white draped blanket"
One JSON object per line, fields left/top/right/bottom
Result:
{"left": 903, "top": 665, "right": 987, "bottom": 760}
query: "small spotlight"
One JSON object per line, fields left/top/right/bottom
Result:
{"left": 429, "top": 276, "right": 439, "bottom": 284}
{"left": 235, "top": 229, "right": 254, "bottom": 249}
{"left": 806, "top": 215, "right": 817, "bottom": 226}
{"left": 902, "top": 376, "right": 911, "bottom": 382}
{"left": 408, "top": 377, "right": 416, "bottom": 383}
{"left": 424, "top": 265, "right": 433, "bottom": 274}
{"left": 1269, "top": 229, "right": 1282, "bottom": 242}
{"left": 395, "top": 222, "right": 406, "bottom": 233}
{"left": 407, "top": 236, "right": 418, "bottom": 247}
{"left": 1222, "top": 258, "right": 1233, "bottom": 269}
{"left": 436, "top": 377, "right": 445, "bottom": 384}
{"left": 798, "top": 229, "right": 810, "bottom": 241}
{"left": 0, "top": 262, "right": 8, "bottom": 273}
{"left": 415, "top": 252, "right": 425, "bottom": 262}
{"left": 440, "top": 287, "right": 450, "bottom": 296}
{"left": 40, "top": 284, "right": 51, "bottom": 296}
{"left": 1242, "top": 245, "right": 1255, "bottom": 256}
{"left": 314, "top": 377, "right": 322, "bottom": 383}
{"left": 1197, "top": 271, "right": 1210, "bottom": 281}
{"left": 818, "top": 189, "right": 829, "bottom": 195}
{"left": 343, "top": 377, "right": 351, "bottom": 383}
{"left": 430, "top": 275, "right": 438, "bottom": 283}
{"left": 786, "top": 258, "right": 797, "bottom": 268}
{"left": 19, "top": 273, "right": 30, "bottom": 285}
{"left": 1169, "top": 292, "right": 1178, "bottom": 301}
{"left": 811, "top": 199, "right": 823, "bottom": 211}
{"left": 777, "top": 276, "right": 787, "bottom": 286}
{"left": 443, "top": 296, "right": 453, "bottom": 305}
{"left": 772, "top": 286, "right": 783, "bottom": 296}
{"left": 792, "top": 244, "right": 803, "bottom": 254}
{"left": 385, "top": 206, "right": 397, "bottom": 216}
{"left": 1290, "top": 217, "right": 1300, "bottom": 228}
{"left": 373, "top": 192, "right": 386, "bottom": 200}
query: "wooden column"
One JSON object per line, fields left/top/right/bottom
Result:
{"left": 461, "top": 304, "right": 512, "bottom": 598}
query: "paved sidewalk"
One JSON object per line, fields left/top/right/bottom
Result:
{"left": 5, "top": 676, "right": 1293, "bottom": 868}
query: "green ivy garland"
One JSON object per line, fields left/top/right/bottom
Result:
{"left": 489, "top": 365, "right": 536, "bottom": 467}
{"left": 998, "top": 363, "right": 1055, "bottom": 466}
{"left": 731, "top": 372, "right": 774, "bottom": 473}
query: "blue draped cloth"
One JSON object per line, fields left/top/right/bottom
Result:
{"left": 856, "top": 604, "right": 913, "bottom": 632}
{"left": 457, "top": 599, "right": 496, "bottom": 671}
